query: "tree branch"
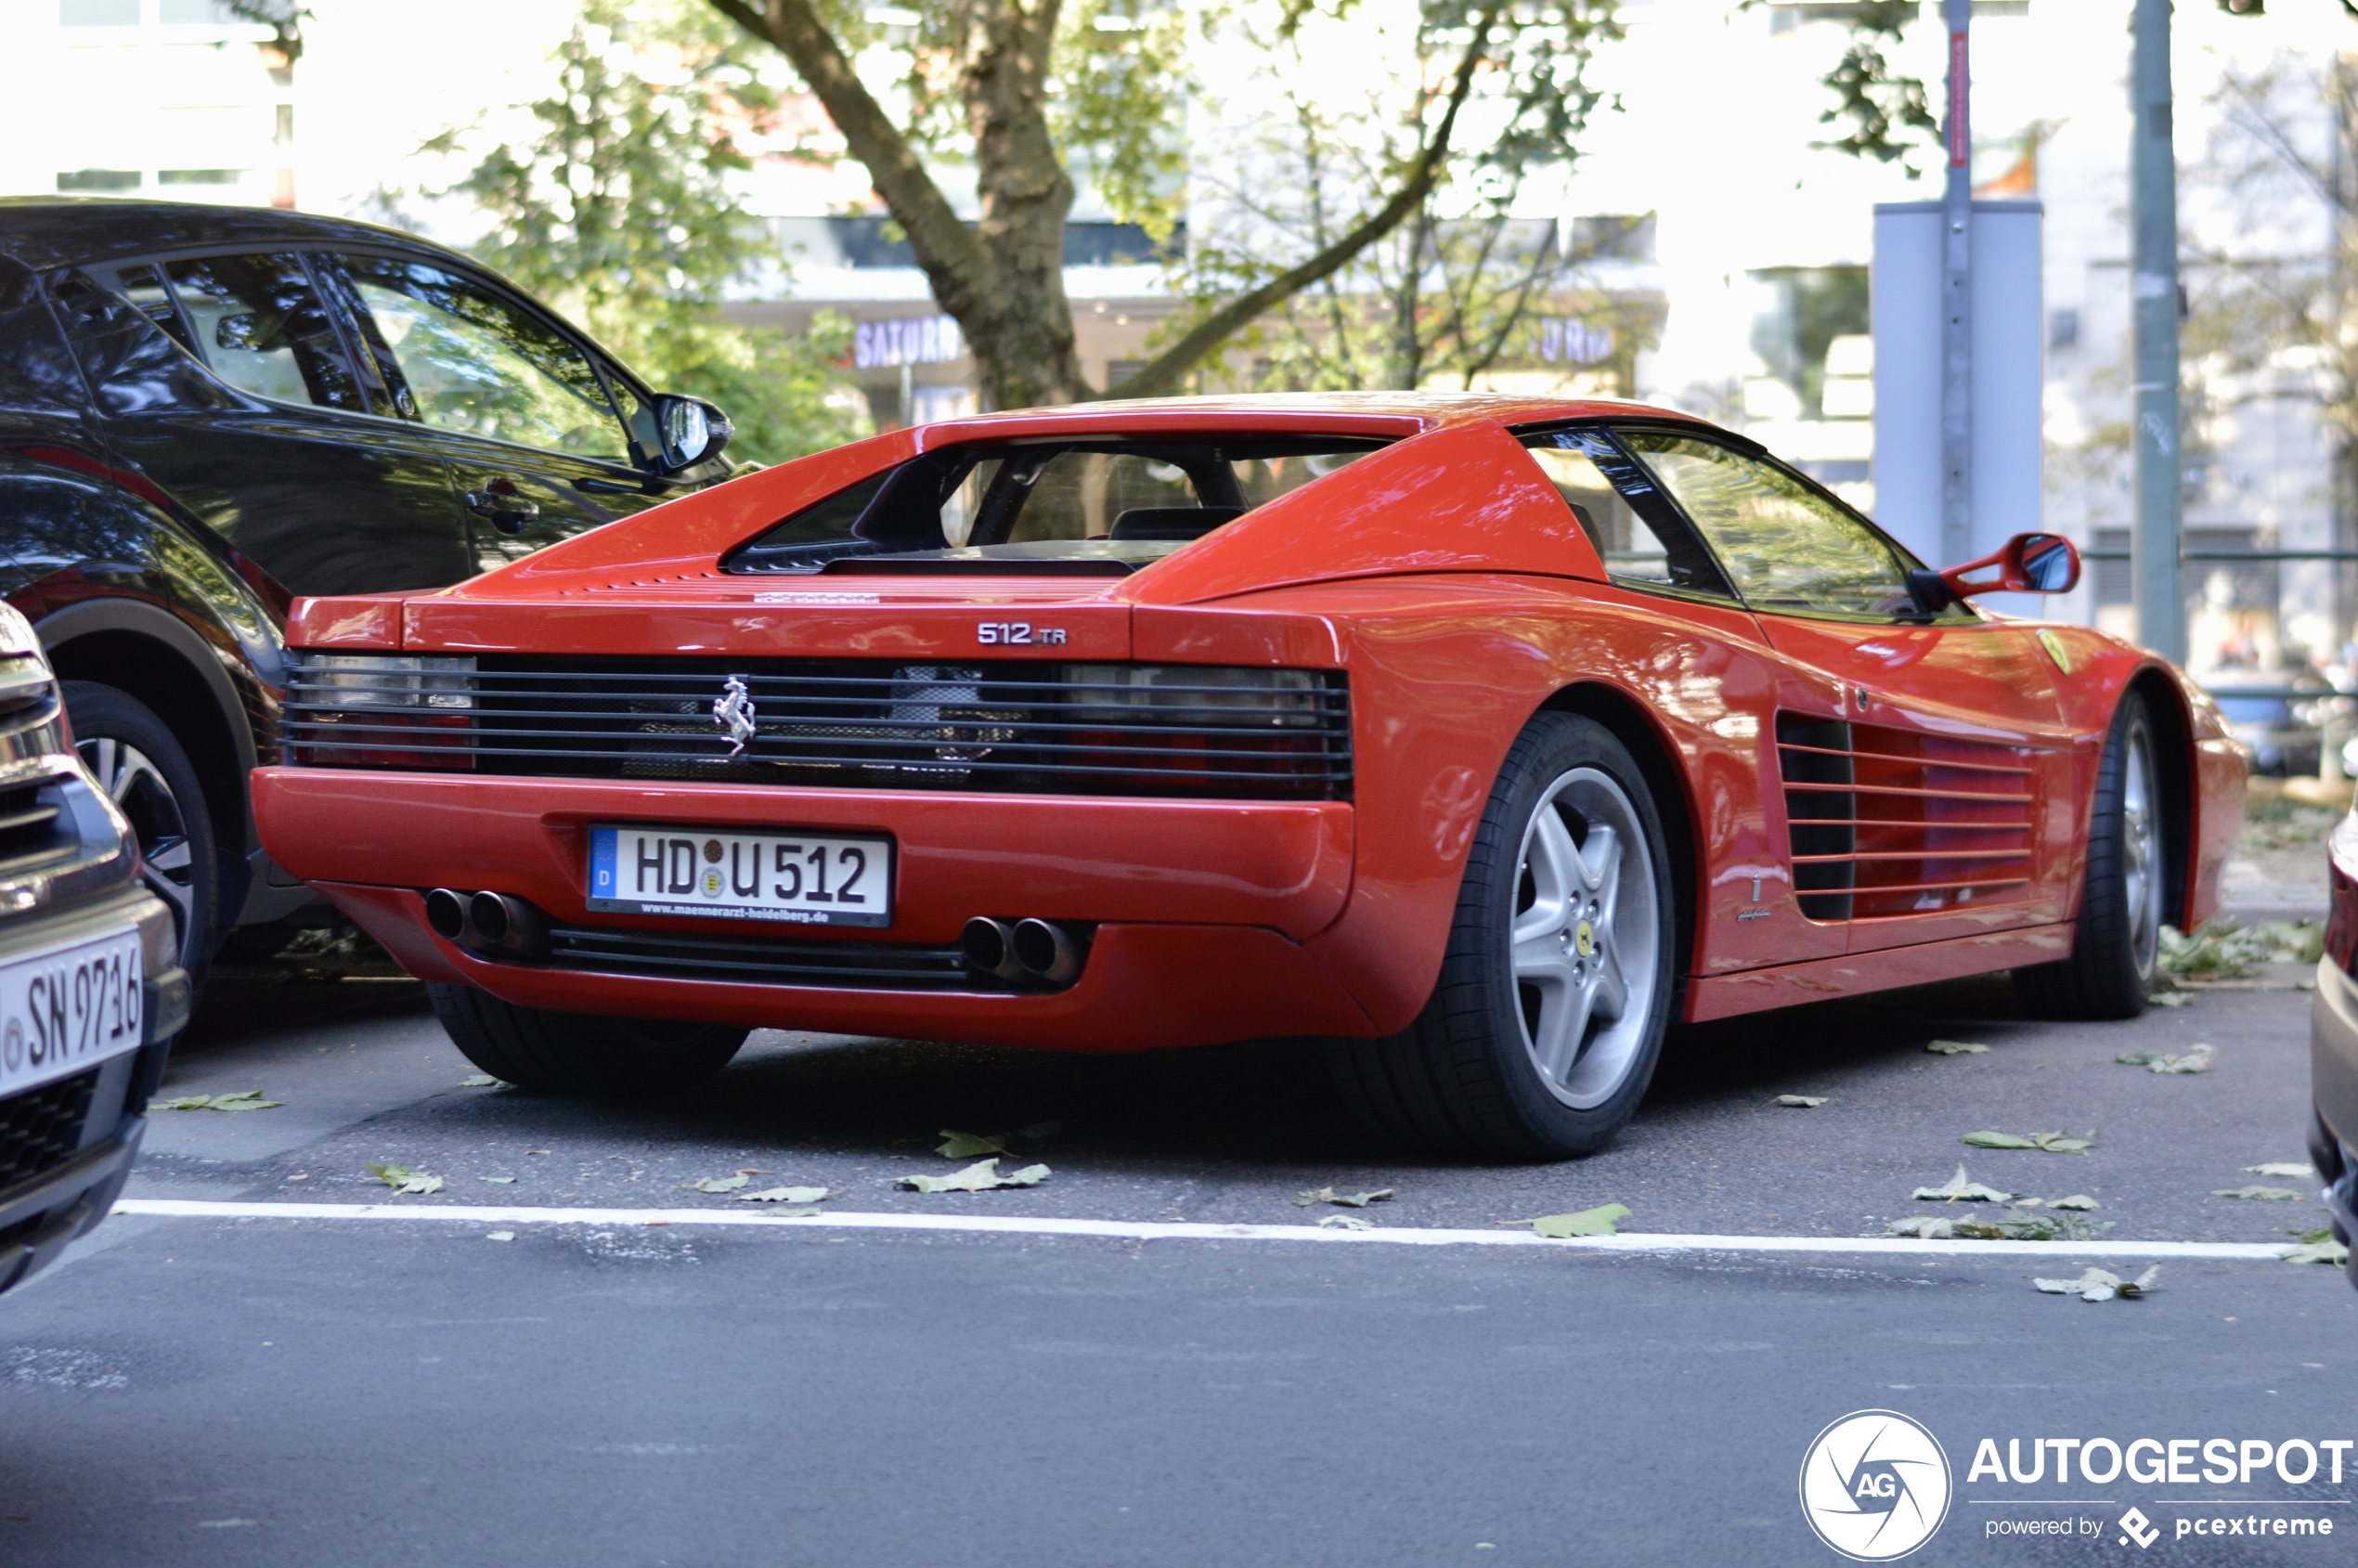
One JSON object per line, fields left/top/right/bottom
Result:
{"left": 705, "top": 0, "right": 992, "bottom": 308}
{"left": 1102, "top": 3, "right": 1503, "bottom": 400}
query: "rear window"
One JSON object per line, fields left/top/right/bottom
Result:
{"left": 724, "top": 437, "right": 1388, "bottom": 576}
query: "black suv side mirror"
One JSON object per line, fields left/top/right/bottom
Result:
{"left": 654, "top": 395, "right": 732, "bottom": 473}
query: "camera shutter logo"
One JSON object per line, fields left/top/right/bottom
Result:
{"left": 1799, "top": 1410, "right": 1953, "bottom": 1561}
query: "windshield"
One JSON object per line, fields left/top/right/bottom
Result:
{"left": 725, "top": 438, "right": 1388, "bottom": 575}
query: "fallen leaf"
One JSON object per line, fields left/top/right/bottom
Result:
{"left": 1317, "top": 1214, "right": 1373, "bottom": 1231}
{"left": 525, "top": 1149, "right": 551, "bottom": 1156}
{"left": 2212, "top": 1186, "right": 2302, "bottom": 1201}
{"left": 366, "top": 1161, "right": 443, "bottom": 1196}
{"left": 205, "top": 1089, "right": 283, "bottom": 1111}
{"left": 738, "top": 1186, "right": 833, "bottom": 1204}
{"left": 1293, "top": 1186, "right": 1395, "bottom": 1208}
{"left": 2049, "top": 1195, "right": 2102, "bottom": 1211}
{"left": 282, "top": 1173, "right": 307, "bottom": 1182}
{"left": 2034, "top": 1264, "right": 2159, "bottom": 1302}
{"left": 460, "top": 1074, "right": 503, "bottom": 1088}
{"left": 2119, "top": 1043, "right": 2215, "bottom": 1073}
{"left": 151, "top": 1095, "right": 214, "bottom": 1111}
{"left": 1887, "top": 1217, "right": 1953, "bottom": 1238}
{"left": 692, "top": 1174, "right": 750, "bottom": 1193}
{"left": 478, "top": 1175, "right": 516, "bottom": 1185}
{"left": 2282, "top": 1238, "right": 2352, "bottom": 1266}
{"left": 1773, "top": 1095, "right": 1829, "bottom": 1108}
{"left": 897, "top": 1159, "right": 1050, "bottom": 1193}
{"left": 2246, "top": 1162, "right": 2315, "bottom": 1178}
{"left": 2149, "top": 991, "right": 2192, "bottom": 1007}
{"left": 1926, "top": 1040, "right": 1990, "bottom": 1055}
{"left": 1912, "top": 1165, "right": 2014, "bottom": 1203}
{"left": 935, "top": 1130, "right": 1007, "bottom": 1159}
{"left": 485, "top": 1231, "right": 515, "bottom": 1242}
{"left": 1530, "top": 1203, "right": 1630, "bottom": 1238}
{"left": 1019, "top": 1120, "right": 1063, "bottom": 1140}
{"left": 1954, "top": 1211, "right": 2111, "bottom": 1241}
{"left": 1961, "top": 1129, "right": 2098, "bottom": 1153}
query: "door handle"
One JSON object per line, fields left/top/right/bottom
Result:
{"left": 465, "top": 482, "right": 541, "bottom": 536}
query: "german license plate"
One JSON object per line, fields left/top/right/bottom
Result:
{"left": 586, "top": 824, "right": 893, "bottom": 928}
{"left": 1, "top": 926, "right": 144, "bottom": 1099}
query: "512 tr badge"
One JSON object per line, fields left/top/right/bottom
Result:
{"left": 977, "top": 622, "right": 1068, "bottom": 645}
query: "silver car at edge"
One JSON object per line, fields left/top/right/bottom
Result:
{"left": 0, "top": 600, "right": 188, "bottom": 1297}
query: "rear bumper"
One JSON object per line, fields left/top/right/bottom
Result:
{"left": 255, "top": 769, "right": 1378, "bottom": 1050}
{"left": 319, "top": 883, "right": 1378, "bottom": 1049}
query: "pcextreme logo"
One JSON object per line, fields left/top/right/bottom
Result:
{"left": 1800, "top": 1410, "right": 1956, "bottom": 1561}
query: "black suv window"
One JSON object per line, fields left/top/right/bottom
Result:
{"left": 335, "top": 255, "right": 630, "bottom": 460}
{"left": 162, "top": 253, "right": 362, "bottom": 411}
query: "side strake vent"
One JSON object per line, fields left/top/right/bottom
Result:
{"left": 1774, "top": 712, "right": 2037, "bottom": 923}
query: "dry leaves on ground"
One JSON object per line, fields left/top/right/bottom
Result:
{"left": 366, "top": 1161, "right": 443, "bottom": 1196}
{"left": 1911, "top": 1165, "right": 2014, "bottom": 1203}
{"left": 1925, "top": 1041, "right": 1990, "bottom": 1056}
{"left": 935, "top": 1131, "right": 1007, "bottom": 1159}
{"left": 1317, "top": 1214, "right": 1373, "bottom": 1231}
{"left": 1294, "top": 1186, "right": 1395, "bottom": 1208}
{"left": 897, "top": 1159, "right": 1050, "bottom": 1193}
{"left": 692, "top": 1174, "right": 750, "bottom": 1193}
{"left": 2034, "top": 1264, "right": 2159, "bottom": 1302}
{"left": 150, "top": 1089, "right": 282, "bottom": 1112}
{"left": 2246, "top": 1162, "right": 2315, "bottom": 1178}
{"left": 2212, "top": 1186, "right": 2302, "bottom": 1201}
{"left": 2117, "top": 1043, "right": 2216, "bottom": 1074}
{"left": 1961, "top": 1129, "right": 2098, "bottom": 1153}
{"left": 1529, "top": 1204, "right": 1631, "bottom": 1238}
{"left": 1773, "top": 1095, "right": 1829, "bottom": 1108}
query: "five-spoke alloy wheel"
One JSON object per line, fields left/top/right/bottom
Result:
{"left": 1328, "top": 712, "right": 1678, "bottom": 1159}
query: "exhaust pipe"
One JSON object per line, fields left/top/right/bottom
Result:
{"left": 423, "top": 888, "right": 470, "bottom": 942}
{"left": 960, "top": 916, "right": 1025, "bottom": 982}
{"left": 465, "top": 890, "right": 551, "bottom": 958}
{"left": 1011, "top": 918, "right": 1082, "bottom": 986}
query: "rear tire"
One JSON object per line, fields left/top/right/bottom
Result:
{"left": 428, "top": 983, "right": 747, "bottom": 1095}
{"left": 2015, "top": 691, "right": 2163, "bottom": 1019}
{"left": 1326, "top": 713, "right": 1678, "bottom": 1160}
{"left": 65, "top": 681, "right": 219, "bottom": 989}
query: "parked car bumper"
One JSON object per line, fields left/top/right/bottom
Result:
{"left": 0, "top": 885, "right": 188, "bottom": 1296}
{"left": 253, "top": 768, "right": 1378, "bottom": 1050}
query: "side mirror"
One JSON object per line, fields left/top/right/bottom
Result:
{"left": 1939, "top": 531, "right": 2081, "bottom": 600}
{"left": 654, "top": 395, "right": 732, "bottom": 473}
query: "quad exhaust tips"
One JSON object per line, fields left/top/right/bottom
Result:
{"left": 961, "top": 915, "right": 1085, "bottom": 987}
{"left": 425, "top": 888, "right": 551, "bottom": 959}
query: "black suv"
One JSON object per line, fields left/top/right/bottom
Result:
{"left": 0, "top": 600, "right": 188, "bottom": 1296}
{"left": 0, "top": 198, "right": 735, "bottom": 984}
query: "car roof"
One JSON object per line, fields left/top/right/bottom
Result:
{"left": 0, "top": 195, "right": 472, "bottom": 273}
{"left": 913, "top": 392, "right": 1717, "bottom": 444}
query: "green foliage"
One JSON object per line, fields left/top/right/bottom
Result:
{"left": 1809, "top": 0, "right": 1937, "bottom": 169}
{"left": 430, "top": 0, "right": 867, "bottom": 463}
{"left": 1050, "top": 0, "right": 1193, "bottom": 240}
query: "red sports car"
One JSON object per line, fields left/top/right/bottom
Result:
{"left": 251, "top": 395, "right": 2246, "bottom": 1158}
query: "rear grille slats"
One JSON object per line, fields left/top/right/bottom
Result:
{"left": 287, "top": 656, "right": 1353, "bottom": 799}
{"left": 1774, "top": 711, "right": 2041, "bottom": 922}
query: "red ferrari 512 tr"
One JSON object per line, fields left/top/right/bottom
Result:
{"left": 251, "top": 395, "right": 2247, "bottom": 1159}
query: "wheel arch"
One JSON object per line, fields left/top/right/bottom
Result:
{"left": 2124, "top": 665, "right": 2196, "bottom": 930}
{"left": 37, "top": 597, "right": 258, "bottom": 873}
{"left": 1535, "top": 680, "right": 1702, "bottom": 999}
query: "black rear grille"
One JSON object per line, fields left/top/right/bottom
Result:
{"left": 0, "top": 780, "right": 67, "bottom": 874}
{"left": 537, "top": 925, "right": 1018, "bottom": 991}
{"left": 0, "top": 1069, "right": 98, "bottom": 1192}
{"left": 287, "top": 656, "right": 1353, "bottom": 799}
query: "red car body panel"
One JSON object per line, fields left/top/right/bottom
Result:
{"left": 253, "top": 395, "right": 2246, "bottom": 1051}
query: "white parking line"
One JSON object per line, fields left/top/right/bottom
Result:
{"left": 111, "top": 1199, "right": 2302, "bottom": 1261}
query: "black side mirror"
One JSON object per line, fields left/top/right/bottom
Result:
{"left": 654, "top": 395, "right": 732, "bottom": 473}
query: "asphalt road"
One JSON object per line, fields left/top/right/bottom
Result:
{"left": 3, "top": 967, "right": 2353, "bottom": 1566}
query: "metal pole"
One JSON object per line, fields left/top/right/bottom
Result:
{"left": 2131, "top": 0, "right": 2186, "bottom": 663}
{"left": 1940, "top": 0, "right": 1973, "bottom": 567}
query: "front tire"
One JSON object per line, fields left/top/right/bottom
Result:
{"left": 2015, "top": 691, "right": 2164, "bottom": 1019}
{"left": 65, "top": 681, "right": 220, "bottom": 989}
{"left": 1327, "top": 713, "right": 1678, "bottom": 1159}
{"left": 429, "top": 983, "right": 747, "bottom": 1095}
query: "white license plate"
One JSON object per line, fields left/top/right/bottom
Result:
{"left": 586, "top": 824, "right": 893, "bottom": 928}
{"left": 1, "top": 926, "right": 144, "bottom": 1099}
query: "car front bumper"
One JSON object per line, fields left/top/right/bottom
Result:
{"left": 0, "top": 887, "right": 189, "bottom": 1296}
{"left": 2311, "top": 956, "right": 2358, "bottom": 1287}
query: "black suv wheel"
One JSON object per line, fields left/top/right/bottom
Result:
{"left": 64, "top": 681, "right": 218, "bottom": 985}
